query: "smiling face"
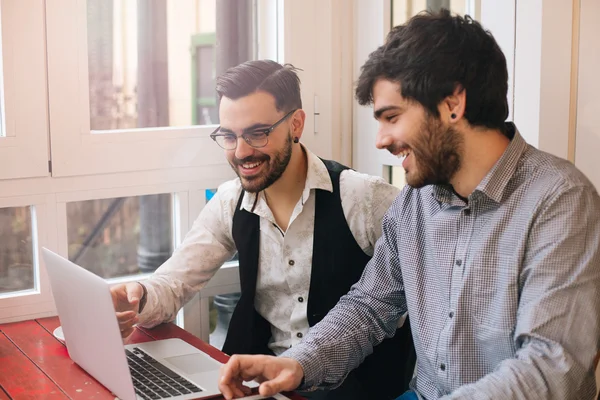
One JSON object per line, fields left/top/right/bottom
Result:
{"left": 219, "top": 91, "right": 295, "bottom": 193}
{"left": 373, "top": 79, "right": 463, "bottom": 188}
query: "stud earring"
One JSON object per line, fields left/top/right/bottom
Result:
{"left": 451, "top": 113, "right": 457, "bottom": 119}
{"left": 293, "top": 137, "right": 299, "bottom": 143}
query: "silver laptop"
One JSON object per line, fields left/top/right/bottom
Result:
{"left": 42, "top": 247, "right": 251, "bottom": 400}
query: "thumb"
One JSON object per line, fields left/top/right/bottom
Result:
{"left": 127, "top": 283, "right": 142, "bottom": 304}
{"left": 258, "top": 374, "right": 292, "bottom": 397}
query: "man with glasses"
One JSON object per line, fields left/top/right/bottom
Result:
{"left": 109, "top": 59, "right": 416, "bottom": 400}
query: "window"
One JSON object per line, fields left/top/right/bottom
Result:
{"left": 66, "top": 194, "right": 174, "bottom": 279}
{"left": 46, "top": 0, "right": 261, "bottom": 177}
{"left": 0, "top": 0, "right": 279, "bottom": 325}
{"left": 0, "top": 206, "right": 34, "bottom": 295}
{"left": 0, "top": 0, "right": 352, "bottom": 332}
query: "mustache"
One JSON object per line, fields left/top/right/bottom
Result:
{"left": 233, "top": 154, "right": 269, "bottom": 166}
{"left": 385, "top": 143, "right": 409, "bottom": 155}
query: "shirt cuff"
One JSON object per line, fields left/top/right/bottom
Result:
{"left": 280, "top": 345, "right": 325, "bottom": 390}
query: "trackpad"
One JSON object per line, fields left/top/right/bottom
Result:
{"left": 164, "top": 354, "right": 219, "bottom": 374}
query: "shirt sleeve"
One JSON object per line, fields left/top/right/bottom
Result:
{"left": 443, "top": 185, "right": 600, "bottom": 399}
{"left": 281, "top": 198, "right": 408, "bottom": 390}
{"left": 137, "top": 181, "right": 239, "bottom": 327}
{"left": 339, "top": 169, "right": 400, "bottom": 256}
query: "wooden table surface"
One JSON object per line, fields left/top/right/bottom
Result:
{"left": 0, "top": 317, "right": 303, "bottom": 400}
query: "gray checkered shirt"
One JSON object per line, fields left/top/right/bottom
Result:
{"left": 283, "top": 124, "right": 600, "bottom": 399}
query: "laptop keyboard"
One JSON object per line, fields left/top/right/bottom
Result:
{"left": 126, "top": 348, "right": 203, "bottom": 399}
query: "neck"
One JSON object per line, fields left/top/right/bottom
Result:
{"left": 450, "top": 128, "right": 510, "bottom": 198}
{"left": 264, "top": 145, "right": 307, "bottom": 205}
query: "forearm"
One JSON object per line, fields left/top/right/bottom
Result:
{"left": 138, "top": 273, "right": 196, "bottom": 327}
{"left": 282, "top": 286, "right": 404, "bottom": 389}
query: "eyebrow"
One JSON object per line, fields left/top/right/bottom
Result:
{"left": 217, "top": 123, "right": 271, "bottom": 134}
{"left": 373, "top": 105, "right": 403, "bottom": 120}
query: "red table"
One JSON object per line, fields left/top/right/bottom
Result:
{"left": 0, "top": 317, "right": 303, "bottom": 400}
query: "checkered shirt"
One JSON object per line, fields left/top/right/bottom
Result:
{"left": 282, "top": 124, "right": 600, "bottom": 399}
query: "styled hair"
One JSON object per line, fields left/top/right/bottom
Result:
{"left": 216, "top": 59, "right": 302, "bottom": 112}
{"left": 356, "top": 9, "right": 509, "bottom": 133}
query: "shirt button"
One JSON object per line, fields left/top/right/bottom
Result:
{"left": 296, "top": 332, "right": 303, "bottom": 338}
{"left": 455, "top": 259, "right": 462, "bottom": 266}
{"left": 440, "top": 363, "right": 446, "bottom": 371}
{"left": 298, "top": 296, "right": 304, "bottom": 303}
{"left": 449, "top": 311, "right": 454, "bottom": 318}
{"left": 288, "top": 260, "right": 295, "bottom": 266}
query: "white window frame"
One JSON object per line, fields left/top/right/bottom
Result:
{"left": 45, "top": 0, "right": 231, "bottom": 177}
{"left": 0, "top": 0, "right": 50, "bottom": 180}
{"left": 0, "top": 193, "right": 57, "bottom": 323}
{"left": 1, "top": 0, "right": 352, "bottom": 343}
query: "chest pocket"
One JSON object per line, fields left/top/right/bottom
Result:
{"left": 465, "top": 254, "right": 519, "bottom": 333}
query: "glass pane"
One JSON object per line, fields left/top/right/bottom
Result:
{"left": 388, "top": 166, "right": 407, "bottom": 190}
{"left": 67, "top": 194, "right": 174, "bottom": 279}
{"left": 86, "top": 0, "right": 258, "bottom": 131}
{"left": 392, "top": 0, "right": 479, "bottom": 26}
{"left": 0, "top": 207, "right": 35, "bottom": 295}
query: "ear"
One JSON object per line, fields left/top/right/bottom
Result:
{"left": 290, "top": 109, "right": 306, "bottom": 139}
{"left": 439, "top": 84, "right": 466, "bottom": 123}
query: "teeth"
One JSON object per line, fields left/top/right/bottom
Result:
{"left": 242, "top": 161, "right": 262, "bottom": 169}
{"left": 397, "top": 149, "right": 411, "bottom": 159}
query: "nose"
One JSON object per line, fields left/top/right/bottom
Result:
{"left": 234, "top": 136, "right": 255, "bottom": 160}
{"left": 375, "top": 125, "right": 393, "bottom": 150}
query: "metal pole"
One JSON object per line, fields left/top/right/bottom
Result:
{"left": 137, "top": 0, "right": 172, "bottom": 273}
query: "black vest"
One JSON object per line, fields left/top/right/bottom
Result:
{"left": 223, "top": 159, "right": 415, "bottom": 399}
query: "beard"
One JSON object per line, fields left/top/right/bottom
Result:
{"left": 230, "top": 133, "right": 293, "bottom": 193}
{"left": 404, "top": 115, "right": 463, "bottom": 189}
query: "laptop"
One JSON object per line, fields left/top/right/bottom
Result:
{"left": 41, "top": 247, "right": 265, "bottom": 400}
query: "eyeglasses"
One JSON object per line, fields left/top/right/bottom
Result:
{"left": 209, "top": 109, "right": 297, "bottom": 150}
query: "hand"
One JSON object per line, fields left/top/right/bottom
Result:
{"left": 219, "top": 354, "right": 304, "bottom": 399}
{"left": 110, "top": 282, "right": 144, "bottom": 338}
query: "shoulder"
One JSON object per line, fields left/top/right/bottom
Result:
{"left": 206, "top": 178, "right": 244, "bottom": 214}
{"left": 518, "top": 146, "right": 598, "bottom": 205}
{"left": 340, "top": 169, "right": 400, "bottom": 199}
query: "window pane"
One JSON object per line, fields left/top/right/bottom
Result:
{"left": 388, "top": 166, "right": 406, "bottom": 190}
{"left": 0, "top": 207, "right": 34, "bottom": 295}
{"left": 86, "top": 0, "right": 257, "bottom": 131}
{"left": 392, "top": 0, "right": 478, "bottom": 26}
{"left": 67, "top": 194, "right": 174, "bottom": 279}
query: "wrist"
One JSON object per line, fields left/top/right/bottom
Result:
{"left": 137, "top": 282, "right": 148, "bottom": 313}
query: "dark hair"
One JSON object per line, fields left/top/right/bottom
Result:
{"left": 216, "top": 60, "right": 302, "bottom": 112}
{"left": 356, "top": 9, "right": 509, "bottom": 133}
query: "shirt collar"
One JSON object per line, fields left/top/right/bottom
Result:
{"left": 433, "top": 122, "right": 528, "bottom": 205}
{"left": 239, "top": 144, "right": 333, "bottom": 213}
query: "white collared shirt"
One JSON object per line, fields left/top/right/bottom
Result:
{"left": 139, "top": 147, "right": 400, "bottom": 355}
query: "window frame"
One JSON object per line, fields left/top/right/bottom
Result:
{"left": 0, "top": 0, "right": 357, "bottom": 341}
{"left": 0, "top": 0, "right": 50, "bottom": 180}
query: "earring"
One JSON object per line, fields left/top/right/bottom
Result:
{"left": 293, "top": 137, "right": 299, "bottom": 143}
{"left": 451, "top": 113, "right": 457, "bottom": 119}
